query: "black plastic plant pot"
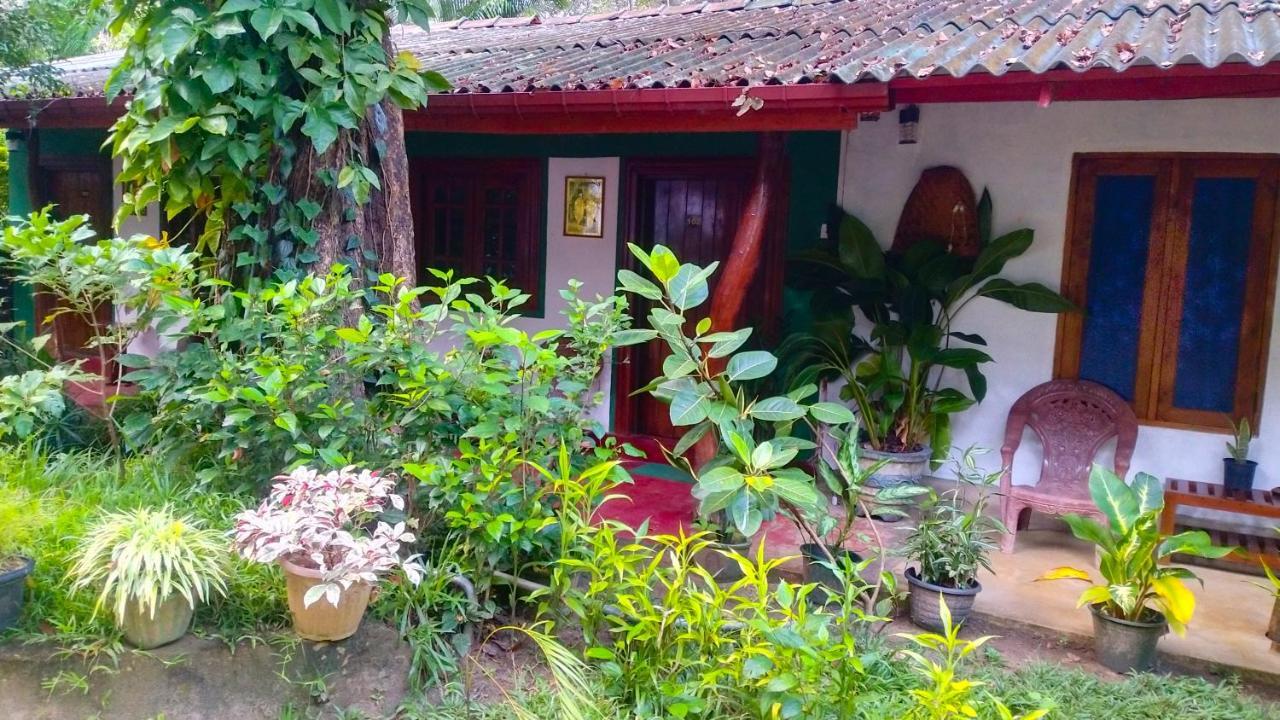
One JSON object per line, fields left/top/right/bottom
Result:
{"left": 905, "top": 566, "right": 981, "bottom": 632}
{"left": 800, "top": 543, "right": 864, "bottom": 604}
{"left": 695, "top": 538, "right": 752, "bottom": 583}
{"left": 1222, "top": 458, "right": 1258, "bottom": 495}
{"left": 0, "top": 556, "right": 34, "bottom": 632}
{"left": 1090, "top": 603, "right": 1167, "bottom": 674}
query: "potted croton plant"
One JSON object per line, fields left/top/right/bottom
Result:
{"left": 784, "top": 197, "right": 1075, "bottom": 485}
{"left": 901, "top": 447, "right": 1005, "bottom": 631}
{"left": 1040, "top": 466, "right": 1233, "bottom": 673}
{"left": 234, "top": 466, "right": 424, "bottom": 642}
{"left": 69, "top": 507, "right": 227, "bottom": 649}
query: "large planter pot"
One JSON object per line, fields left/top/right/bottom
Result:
{"left": 280, "top": 558, "right": 372, "bottom": 642}
{"left": 905, "top": 567, "right": 981, "bottom": 631}
{"left": 800, "top": 543, "right": 865, "bottom": 605}
{"left": 1090, "top": 603, "right": 1167, "bottom": 673}
{"left": 1223, "top": 458, "right": 1258, "bottom": 495}
{"left": 694, "top": 538, "right": 752, "bottom": 583}
{"left": 859, "top": 445, "right": 931, "bottom": 488}
{"left": 0, "top": 556, "right": 34, "bottom": 632}
{"left": 119, "top": 593, "right": 194, "bottom": 649}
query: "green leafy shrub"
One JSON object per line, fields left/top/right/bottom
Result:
{"left": 0, "top": 483, "right": 50, "bottom": 566}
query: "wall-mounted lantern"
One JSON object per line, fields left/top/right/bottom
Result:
{"left": 898, "top": 104, "right": 920, "bottom": 145}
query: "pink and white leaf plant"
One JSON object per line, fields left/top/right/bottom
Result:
{"left": 233, "top": 466, "right": 425, "bottom": 607}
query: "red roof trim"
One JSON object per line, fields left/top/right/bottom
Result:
{"left": 3, "top": 64, "right": 1279, "bottom": 132}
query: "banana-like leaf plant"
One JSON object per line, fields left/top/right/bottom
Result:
{"left": 1038, "top": 465, "right": 1234, "bottom": 635}
{"left": 782, "top": 195, "right": 1076, "bottom": 463}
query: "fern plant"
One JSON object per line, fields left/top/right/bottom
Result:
{"left": 69, "top": 506, "right": 228, "bottom": 622}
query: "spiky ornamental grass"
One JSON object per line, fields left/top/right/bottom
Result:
{"left": 68, "top": 507, "right": 229, "bottom": 622}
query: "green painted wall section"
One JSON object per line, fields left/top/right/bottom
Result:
{"left": 406, "top": 130, "right": 841, "bottom": 338}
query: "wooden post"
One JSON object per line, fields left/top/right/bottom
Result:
{"left": 708, "top": 132, "right": 785, "bottom": 338}
{"left": 691, "top": 132, "right": 785, "bottom": 470}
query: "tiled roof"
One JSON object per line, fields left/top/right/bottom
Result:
{"left": 10, "top": 0, "right": 1280, "bottom": 99}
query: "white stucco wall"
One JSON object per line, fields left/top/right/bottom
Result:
{"left": 839, "top": 98, "right": 1280, "bottom": 491}
{"left": 512, "top": 156, "right": 621, "bottom": 430}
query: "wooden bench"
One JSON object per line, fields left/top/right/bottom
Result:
{"left": 1161, "top": 478, "right": 1280, "bottom": 572}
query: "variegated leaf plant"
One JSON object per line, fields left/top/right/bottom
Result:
{"left": 1038, "top": 465, "right": 1234, "bottom": 635}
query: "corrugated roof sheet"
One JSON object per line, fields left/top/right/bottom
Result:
{"left": 10, "top": 0, "right": 1280, "bottom": 99}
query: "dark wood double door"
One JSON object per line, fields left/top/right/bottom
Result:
{"left": 614, "top": 159, "right": 784, "bottom": 442}
{"left": 33, "top": 157, "right": 114, "bottom": 364}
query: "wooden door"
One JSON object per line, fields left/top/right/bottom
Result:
{"left": 35, "top": 157, "right": 113, "bottom": 364}
{"left": 615, "top": 159, "right": 784, "bottom": 441}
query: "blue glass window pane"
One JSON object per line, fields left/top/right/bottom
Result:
{"left": 1172, "top": 178, "right": 1256, "bottom": 412}
{"left": 1078, "top": 175, "right": 1156, "bottom": 401}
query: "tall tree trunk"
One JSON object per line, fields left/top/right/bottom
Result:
{"left": 283, "top": 34, "right": 416, "bottom": 284}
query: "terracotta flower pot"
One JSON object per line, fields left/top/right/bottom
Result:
{"left": 119, "top": 593, "right": 194, "bottom": 649}
{"left": 279, "top": 558, "right": 372, "bottom": 642}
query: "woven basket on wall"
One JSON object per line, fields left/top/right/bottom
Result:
{"left": 891, "top": 166, "right": 980, "bottom": 258}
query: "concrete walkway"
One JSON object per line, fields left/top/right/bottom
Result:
{"left": 979, "top": 528, "right": 1279, "bottom": 680}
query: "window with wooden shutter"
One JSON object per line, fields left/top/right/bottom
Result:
{"left": 1056, "top": 154, "right": 1280, "bottom": 431}
{"left": 410, "top": 158, "right": 543, "bottom": 312}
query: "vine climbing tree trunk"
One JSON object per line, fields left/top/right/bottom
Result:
{"left": 295, "top": 35, "right": 417, "bottom": 282}
{"left": 286, "top": 97, "right": 416, "bottom": 283}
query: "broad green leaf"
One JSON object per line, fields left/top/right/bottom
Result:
{"left": 1088, "top": 464, "right": 1139, "bottom": 534}
{"left": 669, "top": 390, "right": 708, "bottom": 426}
{"left": 616, "top": 269, "right": 663, "bottom": 300}
{"left": 697, "top": 466, "right": 746, "bottom": 494}
{"left": 750, "top": 396, "right": 805, "bottom": 422}
{"left": 725, "top": 350, "right": 777, "bottom": 382}
{"left": 668, "top": 262, "right": 715, "bottom": 310}
{"left": 970, "top": 228, "right": 1032, "bottom": 283}
{"left": 704, "top": 328, "right": 752, "bottom": 359}
{"left": 1130, "top": 472, "right": 1164, "bottom": 515}
{"left": 612, "top": 329, "right": 659, "bottom": 346}
{"left": 649, "top": 245, "right": 680, "bottom": 283}
{"left": 836, "top": 212, "right": 884, "bottom": 280}
{"left": 808, "top": 401, "right": 854, "bottom": 425}
{"left": 978, "top": 279, "right": 1077, "bottom": 313}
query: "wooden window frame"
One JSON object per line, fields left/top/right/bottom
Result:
{"left": 1055, "top": 152, "right": 1280, "bottom": 433}
{"left": 409, "top": 157, "right": 545, "bottom": 313}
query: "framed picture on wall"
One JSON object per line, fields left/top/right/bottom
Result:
{"left": 564, "top": 176, "right": 605, "bottom": 238}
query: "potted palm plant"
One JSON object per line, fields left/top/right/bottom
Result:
{"left": 1223, "top": 417, "right": 1257, "bottom": 494}
{"left": 234, "top": 466, "right": 425, "bottom": 641}
{"left": 69, "top": 506, "right": 227, "bottom": 649}
{"left": 0, "top": 485, "right": 50, "bottom": 632}
{"left": 783, "top": 197, "right": 1075, "bottom": 482}
{"left": 901, "top": 447, "right": 1005, "bottom": 631}
{"left": 1040, "top": 466, "right": 1234, "bottom": 673}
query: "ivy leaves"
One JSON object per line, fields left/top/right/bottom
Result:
{"left": 106, "top": 0, "right": 442, "bottom": 275}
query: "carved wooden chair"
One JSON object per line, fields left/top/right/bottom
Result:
{"left": 999, "top": 379, "right": 1138, "bottom": 553}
